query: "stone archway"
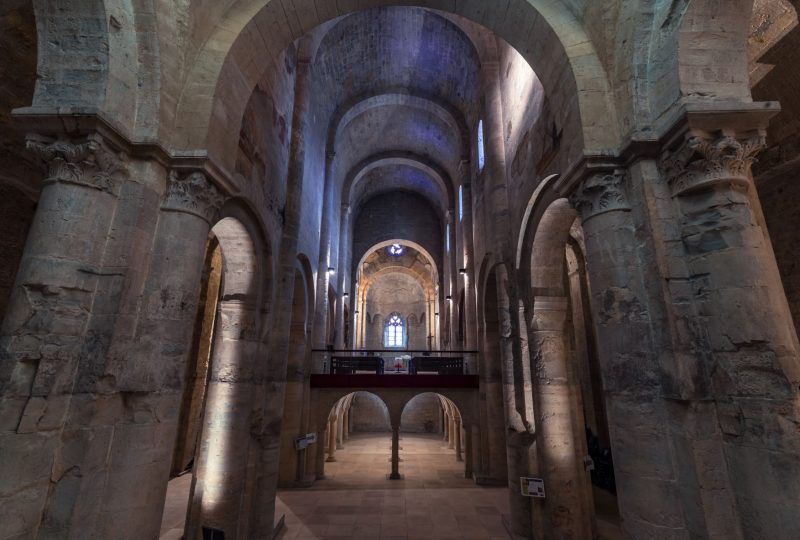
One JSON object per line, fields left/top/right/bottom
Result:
{"left": 183, "top": 215, "right": 263, "bottom": 540}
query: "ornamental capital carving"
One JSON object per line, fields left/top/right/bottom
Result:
{"left": 660, "top": 130, "right": 766, "bottom": 197}
{"left": 26, "top": 134, "right": 126, "bottom": 193}
{"left": 569, "top": 172, "right": 630, "bottom": 221}
{"left": 162, "top": 170, "right": 225, "bottom": 224}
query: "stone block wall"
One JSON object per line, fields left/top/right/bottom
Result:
{"left": 350, "top": 392, "right": 391, "bottom": 432}
{"left": 400, "top": 393, "right": 442, "bottom": 433}
{"left": 352, "top": 192, "right": 443, "bottom": 278}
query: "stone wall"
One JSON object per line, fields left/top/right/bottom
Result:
{"left": 352, "top": 192, "right": 443, "bottom": 277}
{"left": 350, "top": 392, "right": 391, "bottom": 432}
{"left": 400, "top": 393, "right": 442, "bottom": 433}
{"left": 365, "top": 273, "right": 427, "bottom": 349}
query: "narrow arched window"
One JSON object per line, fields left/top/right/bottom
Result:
{"left": 384, "top": 314, "right": 405, "bottom": 348}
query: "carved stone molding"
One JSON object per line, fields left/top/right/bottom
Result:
{"left": 26, "top": 134, "right": 126, "bottom": 193}
{"left": 660, "top": 130, "right": 767, "bottom": 197}
{"left": 569, "top": 172, "right": 631, "bottom": 221}
{"left": 162, "top": 170, "right": 225, "bottom": 224}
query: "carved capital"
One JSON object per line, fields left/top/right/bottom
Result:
{"left": 162, "top": 170, "right": 225, "bottom": 224}
{"left": 569, "top": 172, "right": 630, "bottom": 221}
{"left": 660, "top": 130, "right": 766, "bottom": 197}
{"left": 26, "top": 134, "right": 126, "bottom": 193}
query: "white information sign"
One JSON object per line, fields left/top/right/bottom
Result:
{"left": 294, "top": 432, "right": 317, "bottom": 450}
{"left": 520, "top": 477, "right": 546, "bottom": 498}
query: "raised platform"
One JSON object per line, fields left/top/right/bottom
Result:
{"left": 310, "top": 374, "right": 479, "bottom": 389}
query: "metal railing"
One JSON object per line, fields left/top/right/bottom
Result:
{"left": 310, "top": 349, "right": 479, "bottom": 376}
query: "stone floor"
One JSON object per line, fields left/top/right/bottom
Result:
{"left": 159, "top": 473, "right": 192, "bottom": 539}
{"left": 157, "top": 432, "right": 620, "bottom": 540}
{"left": 276, "top": 432, "right": 511, "bottom": 539}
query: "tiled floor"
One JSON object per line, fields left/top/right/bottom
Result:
{"left": 276, "top": 433, "right": 511, "bottom": 539}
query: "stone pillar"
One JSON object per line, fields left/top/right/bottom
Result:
{"left": 336, "top": 409, "right": 344, "bottom": 449}
{"left": 326, "top": 418, "right": 337, "bottom": 462}
{"left": 0, "top": 134, "right": 129, "bottom": 538}
{"left": 571, "top": 171, "right": 688, "bottom": 538}
{"left": 654, "top": 115, "right": 800, "bottom": 538}
{"left": 118, "top": 170, "right": 222, "bottom": 540}
{"left": 270, "top": 55, "right": 314, "bottom": 495}
{"left": 454, "top": 419, "right": 463, "bottom": 462}
{"left": 343, "top": 407, "right": 350, "bottom": 441}
{"left": 389, "top": 425, "right": 401, "bottom": 479}
{"left": 315, "top": 422, "right": 327, "bottom": 479}
{"left": 448, "top": 416, "right": 456, "bottom": 449}
{"left": 442, "top": 411, "right": 449, "bottom": 441}
{"left": 312, "top": 152, "right": 337, "bottom": 357}
{"left": 464, "top": 424, "right": 474, "bottom": 478}
{"left": 529, "top": 296, "right": 592, "bottom": 540}
{"left": 334, "top": 205, "right": 351, "bottom": 349}
{"left": 459, "top": 178, "right": 478, "bottom": 351}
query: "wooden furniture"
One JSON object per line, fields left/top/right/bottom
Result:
{"left": 408, "top": 356, "right": 464, "bottom": 375}
{"left": 330, "top": 356, "right": 384, "bottom": 375}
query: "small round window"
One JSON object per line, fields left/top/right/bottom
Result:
{"left": 388, "top": 243, "right": 404, "bottom": 256}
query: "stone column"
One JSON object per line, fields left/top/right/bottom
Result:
{"left": 312, "top": 152, "right": 337, "bottom": 358}
{"left": 117, "top": 169, "right": 223, "bottom": 540}
{"left": 459, "top": 178, "right": 478, "bottom": 351}
{"left": 655, "top": 117, "right": 800, "bottom": 538}
{"left": 315, "top": 422, "right": 327, "bottom": 479}
{"left": 343, "top": 407, "right": 350, "bottom": 441}
{"left": 448, "top": 416, "right": 456, "bottom": 449}
{"left": 454, "top": 419, "right": 463, "bottom": 462}
{"left": 389, "top": 425, "right": 401, "bottom": 479}
{"left": 336, "top": 409, "right": 344, "bottom": 449}
{"left": 571, "top": 171, "right": 688, "bottom": 538}
{"left": 529, "top": 296, "right": 592, "bottom": 540}
{"left": 0, "top": 134, "right": 129, "bottom": 539}
{"left": 326, "top": 418, "right": 337, "bottom": 462}
{"left": 463, "top": 424, "right": 474, "bottom": 478}
{"left": 334, "top": 205, "right": 351, "bottom": 349}
{"left": 482, "top": 62, "right": 527, "bottom": 498}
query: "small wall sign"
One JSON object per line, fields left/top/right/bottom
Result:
{"left": 294, "top": 432, "right": 317, "bottom": 450}
{"left": 520, "top": 477, "right": 546, "bottom": 498}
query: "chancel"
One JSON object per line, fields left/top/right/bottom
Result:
{"left": 1, "top": 2, "right": 800, "bottom": 539}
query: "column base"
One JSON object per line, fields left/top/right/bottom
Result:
{"left": 325, "top": 457, "right": 337, "bottom": 462}
{"left": 388, "top": 473, "right": 402, "bottom": 480}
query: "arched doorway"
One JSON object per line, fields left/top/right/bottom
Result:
{"left": 158, "top": 214, "right": 268, "bottom": 540}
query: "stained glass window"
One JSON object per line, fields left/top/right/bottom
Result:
{"left": 478, "top": 119, "right": 485, "bottom": 172}
{"left": 388, "top": 243, "right": 404, "bottom": 256}
{"left": 384, "top": 314, "right": 405, "bottom": 348}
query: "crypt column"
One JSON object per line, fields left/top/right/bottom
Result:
{"left": 529, "top": 296, "right": 593, "bottom": 540}
{"left": 336, "top": 407, "right": 345, "bottom": 449}
{"left": 326, "top": 417, "right": 337, "bottom": 462}
{"left": 463, "top": 424, "right": 474, "bottom": 478}
{"left": 389, "top": 423, "right": 401, "bottom": 479}
{"left": 454, "top": 416, "right": 463, "bottom": 462}
{"left": 654, "top": 110, "right": 800, "bottom": 538}
{"left": 448, "top": 414, "right": 456, "bottom": 449}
